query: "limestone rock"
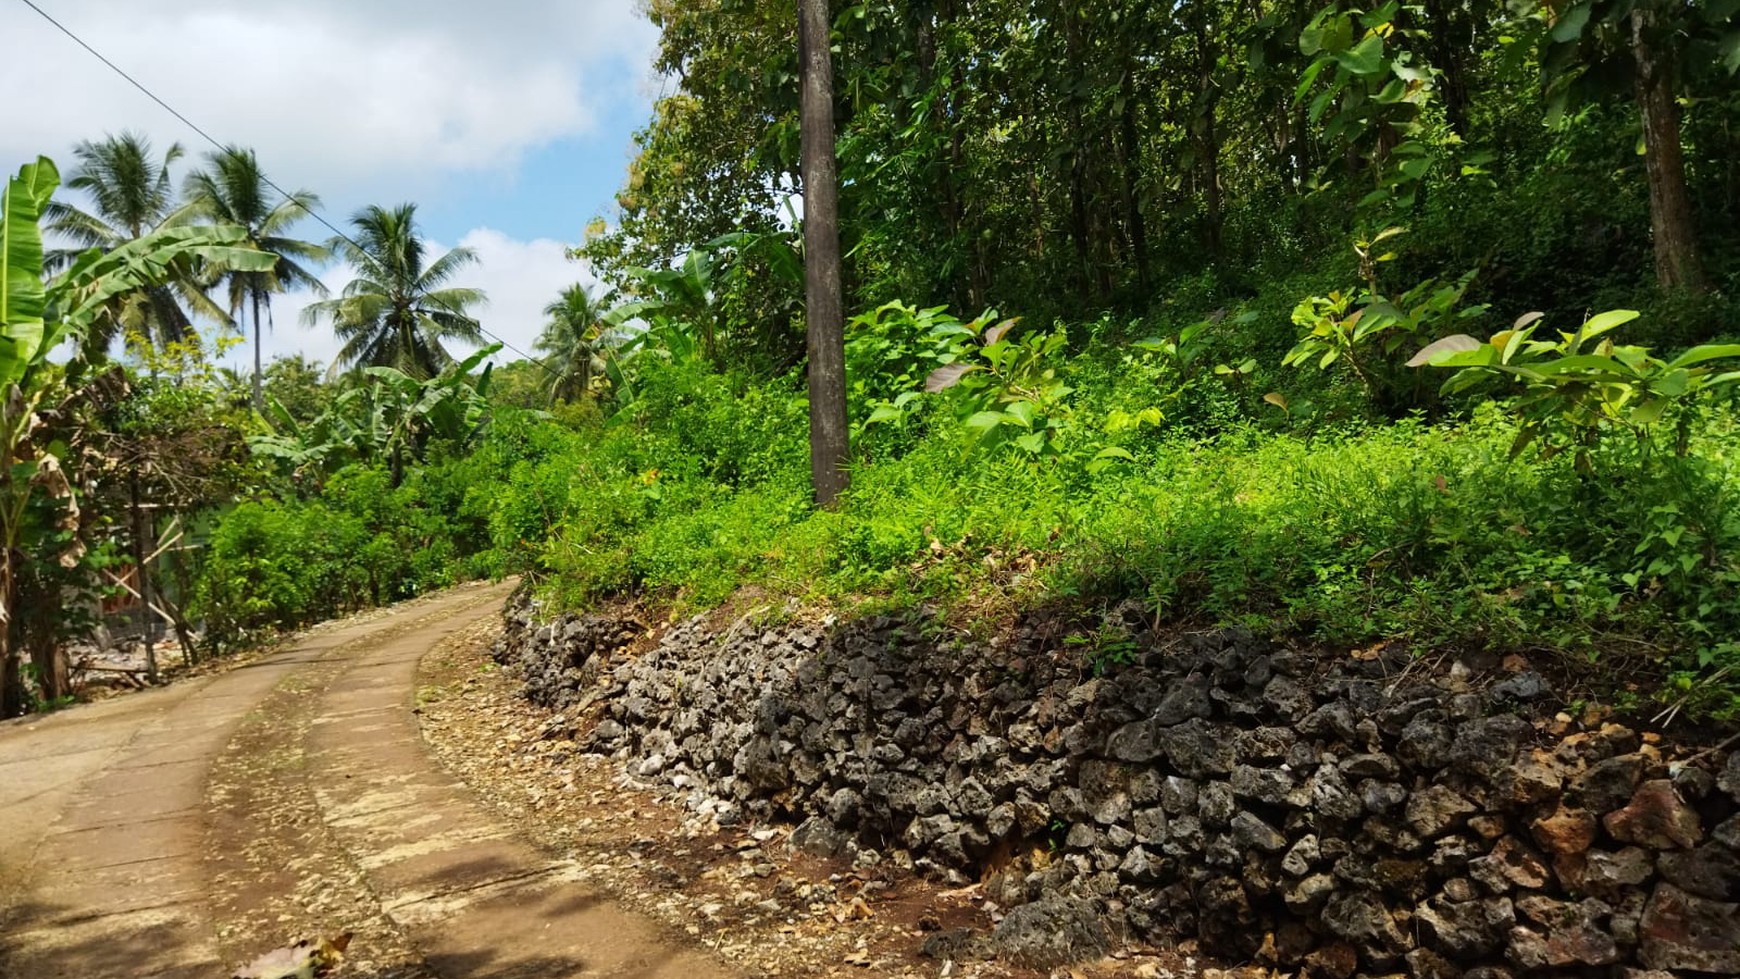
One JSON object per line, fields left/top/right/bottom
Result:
{"left": 1529, "top": 804, "right": 1598, "bottom": 856}
{"left": 1406, "top": 785, "right": 1477, "bottom": 838}
{"left": 1639, "top": 883, "right": 1740, "bottom": 974}
{"left": 990, "top": 895, "right": 1112, "bottom": 968}
{"left": 1605, "top": 780, "right": 1703, "bottom": 850}
{"left": 1469, "top": 836, "right": 1551, "bottom": 892}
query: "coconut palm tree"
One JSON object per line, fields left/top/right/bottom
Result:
{"left": 535, "top": 284, "right": 613, "bottom": 404}
{"left": 42, "top": 131, "right": 229, "bottom": 356}
{"left": 182, "top": 146, "right": 330, "bottom": 409}
{"left": 302, "top": 204, "right": 486, "bottom": 379}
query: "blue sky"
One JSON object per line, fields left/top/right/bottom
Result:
{"left": 0, "top": 0, "right": 663, "bottom": 371}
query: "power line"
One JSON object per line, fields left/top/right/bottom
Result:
{"left": 15, "top": 0, "right": 558, "bottom": 376}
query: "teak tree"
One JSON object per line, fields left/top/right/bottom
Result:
{"left": 800, "top": 0, "right": 849, "bottom": 507}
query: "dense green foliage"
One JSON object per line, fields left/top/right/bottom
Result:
{"left": 11, "top": 2, "right": 1740, "bottom": 722}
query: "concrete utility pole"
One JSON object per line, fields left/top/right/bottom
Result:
{"left": 799, "top": 0, "right": 850, "bottom": 507}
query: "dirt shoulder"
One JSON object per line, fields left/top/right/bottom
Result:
{"left": 413, "top": 613, "right": 1206, "bottom": 979}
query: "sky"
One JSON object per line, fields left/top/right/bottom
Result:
{"left": 0, "top": 0, "right": 665, "bottom": 372}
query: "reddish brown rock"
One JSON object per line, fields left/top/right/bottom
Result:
{"left": 1507, "top": 921, "right": 1620, "bottom": 969}
{"left": 1605, "top": 780, "right": 1704, "bottom": 850}
{"left": 1531, "top": 804, "right": 1599, "bottom": 855}
{"left": 1469, "top": 836, "right": 1551, "bottom": 892}
{"left": 1553, "top": 851, "right": 1588, "bottom": 892}
{"left": 1640, "top": 883, "right": 1740, "bottom": 974}
{"left": 1469, "top": 814, "right": 1506, "bottom": 840}
{"left": 1302, "top": 940, "right": 1359, "bottom": 979}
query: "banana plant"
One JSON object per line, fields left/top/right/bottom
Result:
{"left": 251, "top": 344, "right": 501, "bottom": 484}
{"left": 2, "top": 156, "right": 273, "bottom": 713}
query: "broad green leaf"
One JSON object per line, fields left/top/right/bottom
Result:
{"left": 865, "top": 404, "right": 905, "bottom": 425}
{"left": 1666, "top": 344, "right": 1740, "bottom": 370}
{"left": 1333, "top": 33, "right": 1385, "bottom": 75}
{"left": 1651, "top": 370, "right": 1690, "bottom": 398}
{"left": 1002, "top": 400, "right": 1038, "bottom": 427}
{"left": 964, "top": 410, "right": 1006, "bottom": 432}
{"left": 1406, "top": 334, "right": 1481, "bottom": 367}
{"left": 1294, "top": 58, "right": 1330, "bottom": 102}
{"left": 1629, "top": 398, "right": 1669, "bottom": 425}
{"left": 1, "top": 159, "right": 56, "bottom": 390}
{"left": 1577, "top": 309, "right": 1640, "bottom": 342}
{"left": 1551, "top": 3, "right": 1592, "bottom": 43}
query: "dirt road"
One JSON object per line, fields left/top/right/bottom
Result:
{"left": 0, "top": 582, "right": 732, "bottom": 979}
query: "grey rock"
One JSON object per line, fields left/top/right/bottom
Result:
{"left": 1405, "top": 784, "right": 1477, "bottom": 838}
{"left": 1569, "top": 753, "right": 1644, "bottom": 815}
{"left": 1341, "top": 753, "right": 1401, "bottom": 780}
{"left": 1161, "top": 718, "right": 1237, "bottom": 777}
{"left": 1360, "top": 779, "right": 1409, "bottom": 814}
{"left": 1449, "top": 715, "right": 1534, "bottom": 781}
{"left": 985, "top": 802, "right": 1017, "bottom": 839}
{"left": 1154, "top": 672, "right": 1213, "bottom": 725}
{"left": 1282, "top": 834, "right": 1320, "bottom": 876}
{"left": 1308, "top": 764, "right": 1366, "bottom": 821}
{"left": 1231, "top": 811, "right": 1288, "bottom": 852}
{"left": 1160, "top": 776, "right": 1199, "bottom": 815}
{"left": 1106, "top": 719, "right": 1163, "bottom": 763}
{"left": 1720, "top": 751, "right": 1740, "bottom": 804}
{"left": 1322, "top": 889, "right": 1411, "bottom": 962}
{"left": 1416, "top": 895, "right": 1515, "bottom": 958}
{"left": 1284, "top": 872, "right": 1337, "bottom": 913}
{"left": 1065, "top": 822, "right": 1098, "bottom": 849}
{"left": 1119, "top": 805, "right": 1164, "bottom": 844}
{"left": 1583, "top": 847, "right": 1656, "bottom": 896}
{"left": 1398, "top": 713, "right": 1455, "bottom": 770}
{"left": 1262, "top": 675, "right": 1315, "bottom": 721}
{"left": 1231, "top": 764, "right": 1298, "bottom": 806}
{"left": 1488, "top": 671, "right": 1550, "bottom": 703}
{"left": 790, "top": 816, "right": 852, "bottom": 858}
{"left": 989, "top": 895, "right": 1111, "bottom": 968}
{"left": 1659, "top": 843, "right": 1740, "bottom": 900}
{"left": 1118, "top": 845, "right": 1159, "bottom": 883}
{"left": 1198, "top": 781, "right": 1236, "bottom": 828}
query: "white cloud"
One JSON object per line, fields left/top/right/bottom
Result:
{"left": 0, "top": 1, "right": 657, "bottom": 197}
{"left": 230, "top": 227, "right": 588, "bottom": 374}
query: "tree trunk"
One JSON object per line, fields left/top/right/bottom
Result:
{"left": 130, "top": 477, "right": 158, "bottom": 684}
{"left": 1195, "top": 18, "right": 1224, "bottom": 258}
{"left": 1632, "top": 6, "right": 1708, "bottom": 293}
{"left": 800, "top": 0, "right": 850, "bottom": 508}
{"left": 26, "top": 611, "right": 67, "bottom": 704}
{"left": 0, "top": 564, "right": 21, "bottom": 717}
{"left": 1121, "top": 64, "right": 1151, "bottom": 295}
{"left": 252, "top": 292, "right": 264, "bottom": 410}
{"left": 1422, "top": 0, "right": 1472, "bottom": 135}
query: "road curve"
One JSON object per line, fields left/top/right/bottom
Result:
{"left": 0, "top": 581, "right": 732, "bottom": 979}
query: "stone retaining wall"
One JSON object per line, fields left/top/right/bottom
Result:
{"left": 494, "top": 595, "right": 1740, "bottom": 976}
